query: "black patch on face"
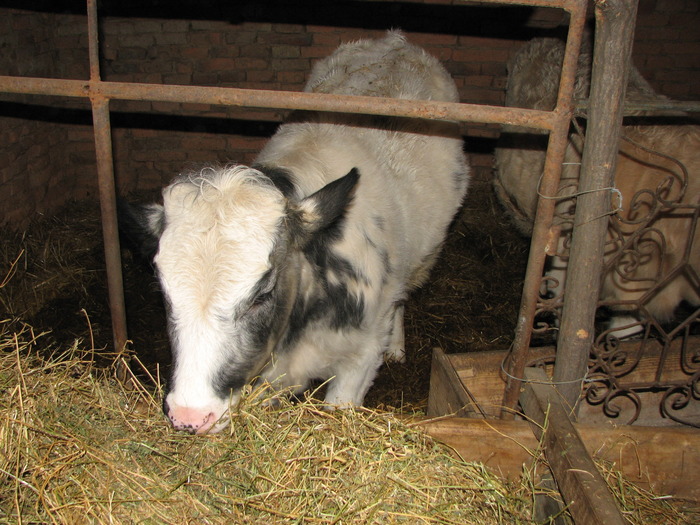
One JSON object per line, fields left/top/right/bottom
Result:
{"left": 164, "top": 223, "right": 292, "bottom": 404}
{"left": 244, "top": 269, "right": 275, "bottom": 311}
{"left": 209, "top": 233, "right": 296, "bottom": 399}
{"left": 211, "top": 296, "right": 288, "bottom": 400}
{"left": 282, "top": 249, "right": 367, "bottom": 349}
{"left": 212, "top": 337, "right": 266, "bottom": 399}
{"left": 253, "top": 164, "right": 297, "bottom": 198}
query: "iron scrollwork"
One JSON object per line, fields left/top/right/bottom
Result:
{"left": 535, "top": 122, "right": 700, "bottom": 427}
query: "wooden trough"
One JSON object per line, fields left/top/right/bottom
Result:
{"left": 422, "top": 346, "right": 700, "bottom": 520}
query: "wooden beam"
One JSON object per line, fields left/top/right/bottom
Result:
{"left": 418, "top": 416, "right": 700, "bottom": 502}
{"left": 436, "top": 343, "right": 700, "bottom": 426}
{"left": 552, "top": 0, "right": 640, "bottom": 408}
{"left": 520, "top": 367, "right": 627, "bottom": 525}
{"left": 427, "top": 347, "right": 480, "bottom": 417}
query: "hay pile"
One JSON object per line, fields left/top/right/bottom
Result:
{"left": 2, "top": 319, "right": 534, "bottom": 524}
{"left": 2, "top": 319, "right": 697, "bottom": 524}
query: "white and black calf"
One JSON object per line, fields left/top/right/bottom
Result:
{"left": 120, "top": 31, "right": 469, "bottom": 434}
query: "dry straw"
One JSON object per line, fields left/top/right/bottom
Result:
{"left": 1, "top": 318, "right": 530, "bottom": 524}
{"left": 1, "top": 317, "right": 696, "bottom": 525}
{"left": 1, "top": 199, "right": 696, "bottom": 524}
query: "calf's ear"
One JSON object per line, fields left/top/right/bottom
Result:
{"left": 117, "top": 198, "right": 165, "bottom": 264}
{"left": 289, "top": 168, "right": 359, "bottom": 247}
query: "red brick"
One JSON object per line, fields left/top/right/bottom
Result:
{"left": 218, "top": 70, "right": 247, "bottom": 84}
{"left": 240, "top": 44, "right": 270, "bottom": 59}
{"left": 272, "top": 24, "right": 305, "bottom": 34}
{"left": 312, "top": 33, "right": 341, "bottom": 47}
{"left": 452, "top": 47, "right": 510, "bottom": 64}
{"left": 301, "top": 45, "right": 336, "bottom": 59}
{"left": 271, "top": 58, "right": 311, "bottom": 72}
{"left": 181, "top": 47, "right": 209, "bottom": 60}
{"left": 305, "top": 25, "right": 338, "bottom": 33}
{"left": 272, "top": 45, "right": 301, "bottom": 59}
{"left": 199, "top": 57, "right": 237, "bottom": 73}
{"left": 277, "top": 71, "right": 306, "bottom": 86}
{"left": 426, "top": 47, "right": 453, "bottom": 62}
{"left": 163, "top": 20, "right": 190, "bottom": 33}
{"left": 225, "top": 31, "right": 257, "bottom": 45}
{"left": 152, "top": 101, "right": 182, "bottom": 113}
{"left": 191, "top": 20, "right": 227, "bottom": 32}
{"left": 257, "top": 33, "right": 313, "bottom": 46}
{"left": 163, "top": 73, "right": 194, "bottom": 85}
{"left": 191, "top": 72, "right": 218, "bottom": 85}
{"left": 233, "top": 57, "right": 268, "bottom": 70}
{"left": 247, "top": 70, "right": 276, "bottom": 83}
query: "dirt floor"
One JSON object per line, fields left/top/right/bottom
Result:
{"left": 0, "top": 171, "right": 531, "bottom": 411}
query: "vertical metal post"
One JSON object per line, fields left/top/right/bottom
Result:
{"left": 500, "top": 1, "right": 588, "bottom": 417}
{"left": 552, "top": 0, "right": 640, "bottom": 411}
{"left": 87, "top": 0, "right": 128, "bottom": 355}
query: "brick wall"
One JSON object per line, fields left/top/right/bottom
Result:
{"left": 0, "top": 8, "right": 83, "bottom": 226}
{"left": 1, "top": 0, "right": 698, "bottom": 229}
{"left": 635, "top": 0, "right": 700, "bottom": 100}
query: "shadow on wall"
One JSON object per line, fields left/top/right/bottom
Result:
{"left": 1, "top": 0, "right": 550, "bottom": 39}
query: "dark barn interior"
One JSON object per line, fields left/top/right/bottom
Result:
{"left": 1, "top": 0, "right": 699, "bottom": 410}
{"left": 2, "top": 1, "right": 700, "bottom": 522}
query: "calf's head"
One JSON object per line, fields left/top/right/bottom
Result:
{"left": 123, "top": 165, "right": 358, "bottom": 433}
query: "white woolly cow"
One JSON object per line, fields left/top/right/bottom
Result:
{"left": 121, "top": 31, "right": 469, "bottom": 433}
{"left": 494, "top": 36, "right": 700, "bottom": 337}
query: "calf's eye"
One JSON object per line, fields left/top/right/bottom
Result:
{"left": 252, "top": 290, "right": 273, "bottom": 307}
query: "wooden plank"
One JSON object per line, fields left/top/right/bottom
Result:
{"left": 448, "top": 346, "right": 554, "bottom": 418}
{"left": 418, "top": 417, "right": 537, "bottom": 477}
{"left": 520, "top": 367, "right": 627, "bottom": 525}
{"left": 418, "top": 416, "right": 700, "bottom": 502}
{"left": 442, "top": 340, "right": 700, "bottom": 426}
{"left": 427, "top": 347, "right": 481, "bottom": 418}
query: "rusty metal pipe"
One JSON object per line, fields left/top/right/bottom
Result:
{"left": 87, "top": 0, "right": 128, "bottom": 355}
{"left": 91, "top": 96, "right": 128, "bottom": 354}
{"left": 0, "top": 0, "right": 589, "bottom": 376}
{"left": 500, "top": 0, "right": 589, "bottom": 417}
{"left": 0, "top": 75, "right": 556, "bottom": 131}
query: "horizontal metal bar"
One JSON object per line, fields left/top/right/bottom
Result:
{"left": 576, "top": 99, "right": 700, "bottom": 114}
{"left": 429, "top": 0, "right": 582, "bottom": 9}
{"left": 0, "top": 75, "right": 557, "bottom": 131}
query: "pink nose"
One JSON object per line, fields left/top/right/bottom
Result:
{"left": 166, "top": 404, "right": 217, "bottom": 434}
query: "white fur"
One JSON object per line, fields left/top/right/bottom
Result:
{"left": 157, "top": 167, "right": 287, "bottom": 423}
{"left": 156, "top": 31, "right": 469, "bottom": 432}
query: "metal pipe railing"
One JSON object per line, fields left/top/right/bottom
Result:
{"left": 500, "top": 0, "right": 588, "bottom": 416}
{"left": 86, "top": 0, "right": 129, "bottom": 358}
{"left": 1, "top": 0, "right": 589, "bottom": 412}
{"left": 0, "top": 75, "right": 558, "bottom": 131}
